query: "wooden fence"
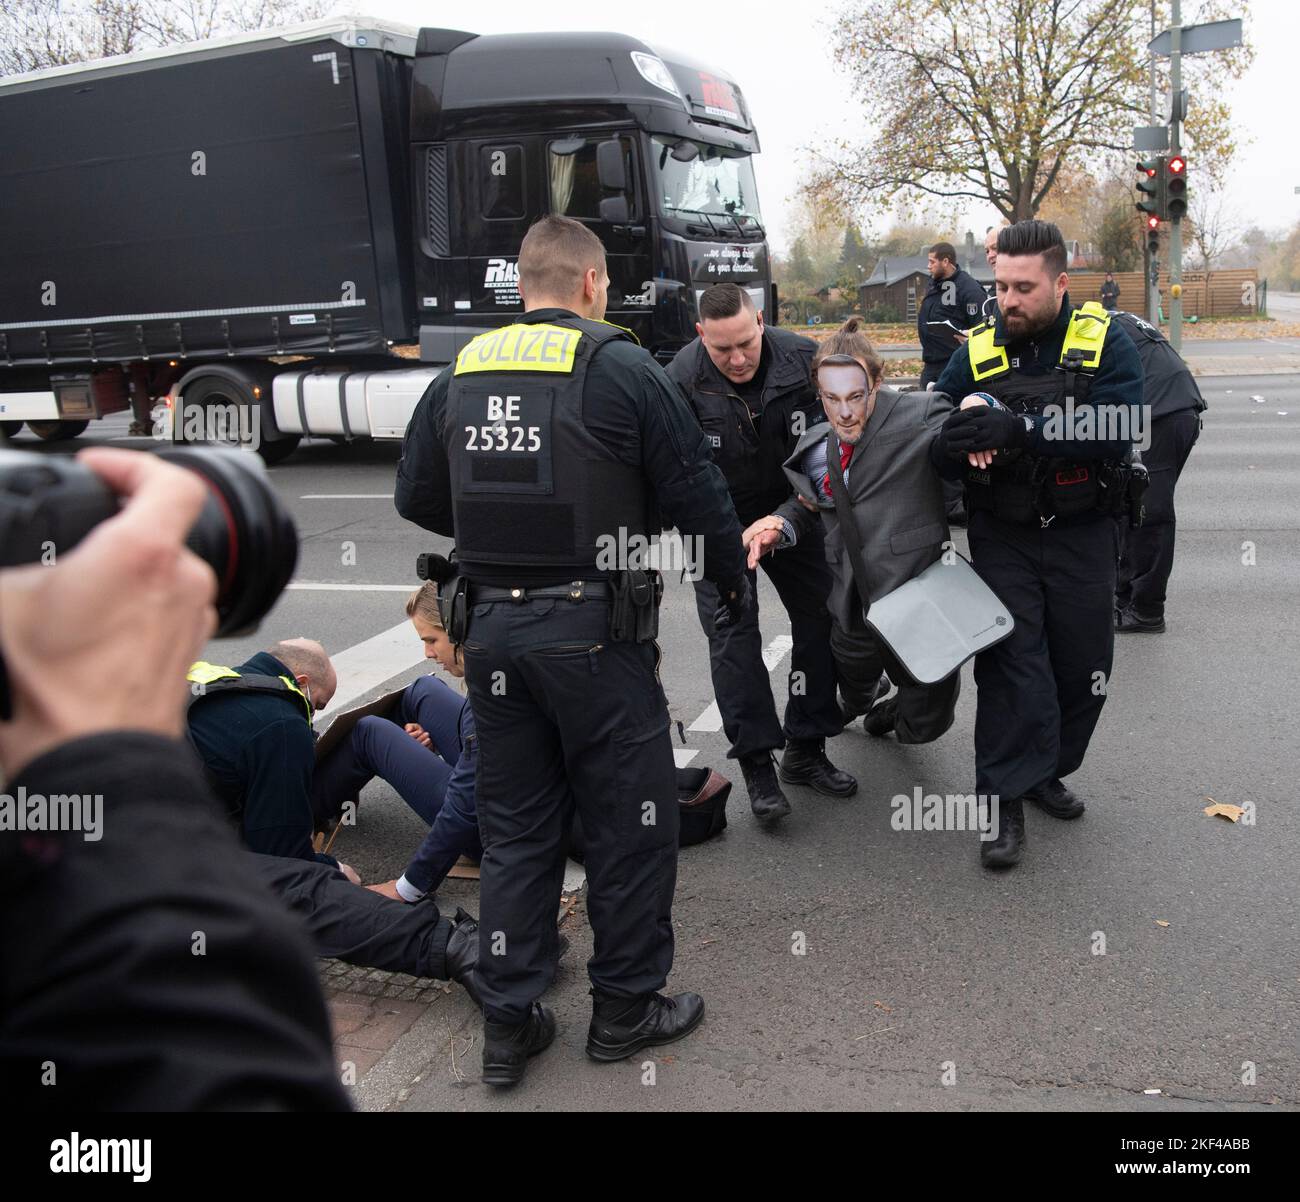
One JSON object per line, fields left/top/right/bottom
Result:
{"left": 1069, "top": 268, "right": 1259, "bottom": 318}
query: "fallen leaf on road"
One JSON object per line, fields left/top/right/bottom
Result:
{"left": 1204, "top": 801, "right": 1246, "bottom": 821}
{"left": 872, "top": 1000, "right": 893, "bottom": 1013}
{"left": 1155, "top": 920, "right": 1171, "bottom": 928}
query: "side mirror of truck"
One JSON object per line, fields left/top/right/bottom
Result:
{"left": 596, "top": 139, "right": 627, "bottom": 192}
{"left": 599, "top": 195, "right": 630, "bottom": 225}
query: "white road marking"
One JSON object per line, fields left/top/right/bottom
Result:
{"left": 288, "top": 581, "right": 413, "bottom": 592}
{"left": 319, "top": 621, "right": 423, "bottom": 717}
{"left": 301, "top": 493, "right": 394, "bottom": 499}
{"left": 688, "top": 633, "right": 794, "bottom": 732}
{"left": 673, "top": 748, "right": 700, "bottom": 767}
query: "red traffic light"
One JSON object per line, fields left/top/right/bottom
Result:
{"left": 1168, "top": 155, "right": 1186, "bottom": 174}
{"left": 1146, "top": 215, "right": 1160, "bottom": 230}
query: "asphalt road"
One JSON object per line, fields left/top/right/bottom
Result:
{"left": 5, "top": 375, "right": 1298, "bottom": 1112}
{"left": 1266, "top": 291, "right": 1300, "bottom": 321}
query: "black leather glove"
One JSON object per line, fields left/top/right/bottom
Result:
{"left": 713, "top": 575, "right": 753, "bottom": 632}
{"left": 934, "top": 408, "right": 976, "bottom": 460}
{"left": 943, "top": 405, "right": 1030, "bottom": 453}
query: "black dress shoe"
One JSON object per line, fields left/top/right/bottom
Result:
{"left": 586, "top": 990, "right": 705, "bottom": 1062}
{"left": 1024, "top": 777, "right": 1085, "bottom": 820}
{"left": 840, "top": 674, "right": 891, "bottom": 727}
{"left": 482, "top": 1002, "right": 557, "bottom": 1087}
{"left": 980, "top": 796, "right": 1025, "bottom": 870}
{"left": 740, "top": 751, "right": 792, "bottom": 823}
{"left": 444, "top": 907, "right": 482, "bottom": 1007}
{"left": 862, "top": 696, "right": 899, "bottom": 738}
{"left": 779, "top": 738, "right": 858, "bottom": 797}
{"left": 1116, "top": 606, "right": 1166, "bottom": 634}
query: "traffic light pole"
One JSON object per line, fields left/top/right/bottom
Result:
{"left": 1148, "top": 0, "right": 1159, "bottom": 325}
{"left": 1169, "top": 0, "right": 1184, "bottom": 352}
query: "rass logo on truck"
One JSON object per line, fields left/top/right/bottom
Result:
{"left": 484, "top": 258, "right": 521, "bottom": 307}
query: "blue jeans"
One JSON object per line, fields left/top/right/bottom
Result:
{"left": 312, "top": 675, "right": 467, "bottom": 827}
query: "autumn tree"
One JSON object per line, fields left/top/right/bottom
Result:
{"left": 1095, "top": 200, "right": 1141, "bottom": 272}
{"left": 1185, "top": 191, "right": 1241, "bottom": 276}
{"left": 838, "top": 223, "right": 871, "bottom": 289}
{"left": 810, "top": 0, "right": 1252, "bottom": 222}
{"left": 0, "top": 0, "right": 329, "bottom": 74}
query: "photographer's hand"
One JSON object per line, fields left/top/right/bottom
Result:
{"left": 0, "top": 448, "right": 218, "bottom": 778}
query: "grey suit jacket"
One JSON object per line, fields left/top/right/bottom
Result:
{"left": 776, "top": 387, "right": 953, "bottom": 630}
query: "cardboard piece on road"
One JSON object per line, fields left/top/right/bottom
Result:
{"left": 314, "top": 686, "right": 407, "bottom": 762}
{"left": 445, "top": 856, "right": 481, "bottom": 880}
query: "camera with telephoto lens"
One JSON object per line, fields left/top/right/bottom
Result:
{"left": 0, "top": 445, "right": 298, "bottom": 636}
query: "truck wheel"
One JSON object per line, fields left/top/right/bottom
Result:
{"left": 176, "top": 375, "right": 300, "bottom": 466}
{"left": 0, "top": 420, "right": 23, "bottom": 440}
{"left": 28, "top": 420, "right": 90, "bottom": 440}
{"left": 257, "top": 435, "right": 301, "bottom": 466}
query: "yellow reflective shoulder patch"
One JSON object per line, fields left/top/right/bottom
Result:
{"left": 453, "top": 323, "right": 583, "bottom": 375}
{"left": 186, "top": 661, "right": 238, "bottom": 685}
{"left": 967, "top": 326, "right": 1009, "bottom": 382}
{"left": 1061, "top": 304, "right": 1111, "bottom": 369}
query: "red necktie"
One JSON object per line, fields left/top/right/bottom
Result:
{"left": 822, "top": 442, "right": 854, "bottom": 499}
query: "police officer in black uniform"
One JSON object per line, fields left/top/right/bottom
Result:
{"left": 395, "top": 216, "right": 749, "bottom": 1087}
{"left": 1110, "top": 310, "right": 1206, "bottom": 633}
{"left": 919, "top": 242, "right": 988, "bottom": 525}
{"left": 918, "top": 241, "right": 989, "bottom": 388}
{"left": 931, "top": 220, "right": 1145, "bottom": 869}
{"left": 666, "top": 283, "right": 854, "bottom": 824}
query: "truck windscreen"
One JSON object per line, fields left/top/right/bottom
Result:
{"left": 653, "top": 138, "right": 761, "bottom": 223}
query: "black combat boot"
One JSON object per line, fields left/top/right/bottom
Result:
{"left": 1024, "top": 777, "right": 1086, "bottom": 820}
{"left": 443, "top": 907, "right": 481, "bottom": 1007}
{"left": 779, "top": 738, "right": 858, "bottom": 797}
{"left": 586, "top": 990, "right": 706, "bottom": 1062}
{"left": 481, "top": 1002, "right": 557, "bottom": 1087}
{"left": 740, "top": 751, "right": 791, "bottom": 824}
{"left": 980, "top": 796, "right": 1025, "bottom": 870}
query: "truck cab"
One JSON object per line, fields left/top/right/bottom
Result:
{"left": 412, "top": 28, "right": 770, "bottom": 363}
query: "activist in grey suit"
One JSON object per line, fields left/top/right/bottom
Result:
{"left": 744, "top": 336, "right": 960, "bottom": 744}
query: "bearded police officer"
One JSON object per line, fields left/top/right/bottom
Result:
{"left": 395, "top": 216, "right": 749, "bottom": 1087}
{"left": 666, "top": 283, "right": 854, "bottom": 826}
{"left": 1109, "top": 310, "right": 1206, "bottom": 633}
{"left": 931, "top": 220, "right": 1144, "bottom": 870}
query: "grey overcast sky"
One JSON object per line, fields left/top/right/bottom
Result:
{"left": 362, "top": 0, "right": 1295, "bottom": 252}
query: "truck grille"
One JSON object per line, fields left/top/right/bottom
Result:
{"left": 426, "top": 145, "right": 450, "bottom": 257}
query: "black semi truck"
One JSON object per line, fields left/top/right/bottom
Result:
{"left": 0, "top": 16, "right": 772, "bottom": 462}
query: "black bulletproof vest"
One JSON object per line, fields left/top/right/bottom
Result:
{"left": 966, "top": 361, "right": 1102, "bottom": 522}
{"left": 446, "top": 315, "right": 652, "bottom": 572}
